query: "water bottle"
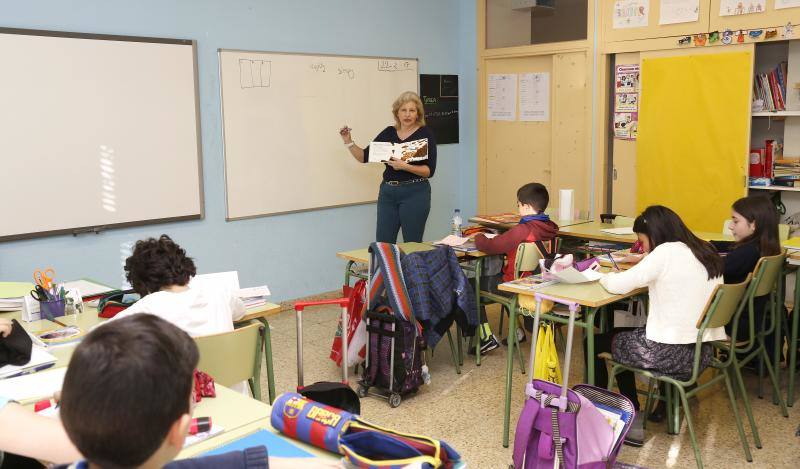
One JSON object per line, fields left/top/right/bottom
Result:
{"left": 451, "top": 209, "right": 463, "bottom": 237}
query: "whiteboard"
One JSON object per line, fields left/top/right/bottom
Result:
{"left": 0, "top": 29, "right": 203, "bottom": 241}
{"left": 219, "top": 50, "right": 418, "bottom": 219}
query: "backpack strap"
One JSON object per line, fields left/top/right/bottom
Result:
{"left": 512, "top": 396, "right": 541, "bottom": 469}
{"left": 534, "top": 239, "right": 559, "bottom": 271}
{"left": 368, "top": 242, "right": 422, "bottom": 335}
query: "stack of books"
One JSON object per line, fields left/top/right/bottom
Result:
{"left": 753, "top": 61, "right": 788, "bottom": 112}
{"left": 772, "top": 158, "right": 800, "bottom": 188}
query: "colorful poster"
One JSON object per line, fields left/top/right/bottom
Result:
{"left": 487, "top": 74, "right": 517, "bottom": 121}
{"left": 519, "top": 72, "right": 550, "bottom": 122}
{"left": 614, "top": 112, "right": 639, "bottom": 140}
{"left": 776, "top": 0, "right": 800, "bottom": 10}
{"left": 615, "top": 64, "right": 640, "bottom": 94}
{"left": 613, "top": 0, "right": 650, "bottom": 29}
{"left": 659, "top": 0, "right": 700, "bottom": 25}
{"left": 615, "top": 93, "right": 639, "bottom": 112}
{"left": 719, "top": 0, "right": 765, "bottom": 16}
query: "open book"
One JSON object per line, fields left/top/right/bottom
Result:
{"left": 368, "top": 138, "right": 429, "bottom": 163}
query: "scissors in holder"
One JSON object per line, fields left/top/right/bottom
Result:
{"left": 33, "top": 267, "right": 56, "bottom": 290}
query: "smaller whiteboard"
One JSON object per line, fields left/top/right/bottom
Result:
{"left": 219, "top": 50, "right": 418, "bottom": 219}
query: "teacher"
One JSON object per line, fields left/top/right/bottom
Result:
{"left": 339, "top": 91, "right": 437, "bottom": 243}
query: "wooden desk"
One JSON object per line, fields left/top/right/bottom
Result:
{"left": 497, "top": 276, "right": 646, "bottom": 447}
{"left": 178, "top": 385, "right": 334, "bottom": 461}
{"left": 556, "top": 221, "right": 735, "bottom": 244}
{"left": 2, "top": 302, "right": 282, "bottom": 403}
{"left": 469, "top": 215, "right": 592, "bottom": 231}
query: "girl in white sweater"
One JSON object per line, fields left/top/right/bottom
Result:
{"left": 595, "top": 205, "right": 725, "bottom": 446}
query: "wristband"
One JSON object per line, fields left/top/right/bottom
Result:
{"left": 344, "top": 142, "right": 355, "bottom": 148}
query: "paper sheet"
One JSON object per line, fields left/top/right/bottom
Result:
{"left": 719, "top": 0, "right": 765, "bottom": 16}
{"left": 613, "top": 0, "right": 649, "bottom": 29}
{"left": 62, "top": 279, "right": 115, "bottom": 298}
{"left": 0, "top": 367, "right": 67, "bottom": 403}
{"left": 600, "top": 227, "right": 635, "bottom": 235}
{"left": 488, "top": 74, "right": 517, "bottom": 121}
{"left": 190, "top": 272, "right": 241, "bottom": 293}
{"left": 519, "top": 72, "right": 549, "bottom": 122}
{"left": 659, "top": 0, "right": 699, "bottom": 25}
{"left": 0, "top": 346, "right": 57, "bottom": 378}
{"left": 184, "top": 424, "right": 225, "bottom": 447}
{"left": 776, "top": 0, "right": 800, "bottom": 10}
{"left": 551, "top": 267, "right": 605, "bottom": 284}
{"left": 436, "top": 235, "right": 470, "bottom": 246}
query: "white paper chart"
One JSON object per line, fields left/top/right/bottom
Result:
{"left": 519, "top": 72, "right": 550, "bottom": 122}
{"left": 659, "top": 0, "right": 699, "bottom": 25}
{"left": 613, "top": 0, "right": 650, "bottom": 29}
{"left": 719, "top": 0, "right": 765, "bottom": 16}
{"left": 488, "top": 74, "right": 517, "bottom": 121}
{"left": 776, "top": 0, "right": 800, "bottom": 10}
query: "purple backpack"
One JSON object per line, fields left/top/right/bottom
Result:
{"left": 513, "top": 293, "right": 635, "bottom": 469}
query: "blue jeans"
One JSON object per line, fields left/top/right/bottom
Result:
{"left": 376, "top": 180, "right": 431, "bottom": 243}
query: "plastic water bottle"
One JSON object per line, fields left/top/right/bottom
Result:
{"left": 451, "top": 209, "right": 463, "bottom": 237}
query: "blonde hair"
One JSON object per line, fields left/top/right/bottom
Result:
{"left": 392, "top": 91, "right": 426, "bottom": 128}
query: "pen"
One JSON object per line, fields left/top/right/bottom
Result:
{"left": 607, "top": 253, "right": 620, "bottom": 271}
{"left": 6, "top": 362, "right": 55, "bottom": 379}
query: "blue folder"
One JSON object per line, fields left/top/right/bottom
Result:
{"left": 202, "top": 429, "right": 314, "bottom": 458}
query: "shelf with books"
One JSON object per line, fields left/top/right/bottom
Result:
{"left": 749, "top": 185, "right": 800, "bottom": 192}
{"left": 752, "top": 110, "right": 800, "bottom": 117}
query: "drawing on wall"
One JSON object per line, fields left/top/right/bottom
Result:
{"left": 659, "top": 0, "right": 700, "bottom": 25}
{"left": 613, "top": 0, "right": 650, "bottom": 29}
{"left": 719, "top": 0, "right": 765, "bottom": 16}
{"left": 239, "top": 59, "right": 271, "bottom": 89}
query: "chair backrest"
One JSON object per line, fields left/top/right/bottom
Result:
{"left": 722, "top": 219, "right": 733, "bottom": 236}
{"left": 751, "top": 251, "right": 786, "bottom": 298}
{"left": 779, "top": 223, "right": 790, "bottom": 241}
{"left": 195, "top": 321, "right": 263, "bottom": 388}
{"left": 695, "top": 275, "right": 751, "bottom": 330}
{"left": 514, "top": 242, "right": 544, "bottom": 278}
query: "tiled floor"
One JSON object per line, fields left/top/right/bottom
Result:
{"left": 259, "top": 300, "right": 800, "bottom": 468}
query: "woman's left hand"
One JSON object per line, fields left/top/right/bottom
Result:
{"left": 385, "top": 157, "right": 409, "bottom": 171}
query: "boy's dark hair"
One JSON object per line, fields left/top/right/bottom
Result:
{"left": 633, "top": 205, "right": 724, "bottom": 280}
{"left": 60, "top": 314, "right": 199, "bottom": 469}
{"left": 732, "top": 195, "right": 782, "bottom": 256}
{"left": 125, "top": 235, "right": 196, "bottom": 296}
{"left": 517, "top": 183, "right": 549, "bottom": 213}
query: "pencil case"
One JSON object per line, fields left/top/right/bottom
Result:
{"left": 270, "top": 392, "right": 356, "bottom": 453}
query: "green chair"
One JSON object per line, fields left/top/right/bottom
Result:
{"left": 195, "top": 321, "right": 265, "bottom": 401}
{"left": 479, "top": 240, "right": 556, "bottom": 369}
{"left": 604, "top": 278, "right": 752, "bottom": 469}
{"left": 714, "top": 253, "right": 789, "bottom": 448}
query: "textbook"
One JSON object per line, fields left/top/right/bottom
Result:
{"left": 367, "top": 138, "right": 429, "bottom": 163}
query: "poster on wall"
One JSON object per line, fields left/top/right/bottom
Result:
{"left": 488, "top": 73, "right": 517, "bottom": 121}
{"left": 420, "top": 74, "right": 459, "bottom": 144}
{"left": 659, "top": 0, "right": 700, "bottom": 25}
{"left": 719, "top": 0, "right": 765, "bottom": 16}
{"left": 614, "top": 112, "right": 639, "bottom": 139}
{"left": 776, "top": 0, "right": 800, "bottom": 10}
{"left": 519, "top": 72, "right": 550, "bottom": 122}
{"left": 614, "top": 64, "right": 640, "bottom": 140}
{"left": 613, "top": 0, "right": 650, "bottom": 29}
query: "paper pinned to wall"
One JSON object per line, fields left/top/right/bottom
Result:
{"left": 719, "top": 0, "right": 765, "bottom": 16}
{"left": 776, "top": 0, "right": 800, "bottom": 10}
{"left": 488, "top": 74, "right": 517, "bottom": 121}
{"left": 613, "top": 0, "right": 650, "bottom": 29}
{"left": 519, "top": 72, "right": 550, "bottom": 122}
{"left": 659, "top": 0, "right": 699, "bottom": 25}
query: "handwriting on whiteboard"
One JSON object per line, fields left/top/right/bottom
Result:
{"left": 337, "top": 67, "right": 355, "bottom": 79}
{"left": 309, "top": 63, "right": 326, "bottom": 73}
{"left": 378, "top": 59, "right": 413, "bottom": 72}
{"left": 240, "top": 59, "right": 271, "bottom": 89}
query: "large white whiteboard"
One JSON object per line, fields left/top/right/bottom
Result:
{"left": 0, "top": 29, "right": 203, "bottom": 241}
{"left": 219, "top": 50, "right": 418, "bottom": 219}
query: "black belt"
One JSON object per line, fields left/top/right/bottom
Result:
{"left": 385, "top": 178, "right": 427, "bottom": 186}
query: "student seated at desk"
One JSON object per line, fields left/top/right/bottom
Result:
{"left": 113, "top": 235, "right": 246, "bottom": 335}
{"left": 595, "top": 205, "right": 725, "bottom": 447}
{"left": 55, "top": 314, "right": 338, "bottom": 469}
{"left": 472, "top": 183, "right": 559, "bottom": 352}
{"left": 713, "top": 196, "right": 782, "bottom": 356}
{"left": 0, "top": 319, "right": 81, "bottom": 465}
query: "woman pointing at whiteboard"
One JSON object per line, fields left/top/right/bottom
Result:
{"left": 338, "top": 91, "right": 437, "bottom": 243}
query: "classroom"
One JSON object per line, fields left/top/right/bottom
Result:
{"left": 1, "top": 1, "right": 800, "bottom": 468}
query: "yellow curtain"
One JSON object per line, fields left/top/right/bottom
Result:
{"left": 637, "top": 52, "right": 751, "bottom": 231}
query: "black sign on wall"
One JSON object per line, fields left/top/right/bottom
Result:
{"left": 420, "top": 74, "right": 459, "bottom": 145}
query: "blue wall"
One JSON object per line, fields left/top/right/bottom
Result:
{"left": 0, "top": 0, "right": 478, "bottom": 300}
